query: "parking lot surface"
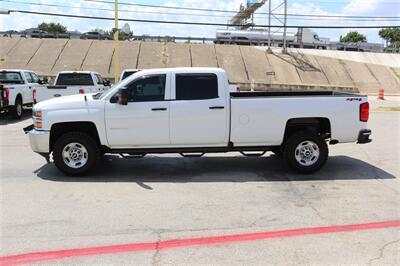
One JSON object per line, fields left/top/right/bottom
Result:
{"left": 0, "top": 103, "right": 399, "bottom": 265}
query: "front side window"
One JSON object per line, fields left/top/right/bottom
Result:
{"left": 176, "top": 73, "right": 218, "bottom": 100}
{"left": 25, "top": 72, "right": 34, "bottom": 83}
{"left": 127, "top": 74, "right": 166, "bottom": 102}
{"left": 29, "top": 72, "right": 39, "bottom": 83}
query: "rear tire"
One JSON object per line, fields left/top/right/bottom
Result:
{"left": 53, "top": 132, "right": 101, "bottom": 176}
{"left": 11, "top": 97, "right": 23, "bottom": 119}
{"left": 283, "top": 130, "right": 328, "bottom": 174}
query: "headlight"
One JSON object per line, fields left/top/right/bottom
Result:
{"left": 33, "top": 109, "right": 43, "bottom": 129}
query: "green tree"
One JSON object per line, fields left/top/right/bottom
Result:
{"left": 379, "top": 28, "right": 400, "bottom": 47}
{"left": 340, "top": 31, "right": 367, "bottom": 43}
{"left": 38, "top": 22, "right": 67, "bottom": 34}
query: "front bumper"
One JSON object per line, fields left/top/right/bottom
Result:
{"left": 357, "top": 129, "right": 372, "bottom": 144}
{"left": 23, "top": 125, "right": 50, "bottom": 153}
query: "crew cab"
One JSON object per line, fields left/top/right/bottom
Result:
{"left": 24, "top": 68, "right": 371, "bottom": 176}
{"left": 34, "top": 71, "right": 110, "bottom": 103}
{"left": 1, "top": 69, "right": 47, "bottom": 119}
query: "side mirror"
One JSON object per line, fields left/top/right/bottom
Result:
{"left": 38, "top": 78, "right": 48, "bottom": 85}
{"left": 103, "top": 80, "right": 111, "bottom": 87}
{"left": 118, "top": 88, "right": 128, "bottom": 105}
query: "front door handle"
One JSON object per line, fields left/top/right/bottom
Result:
{"left": 151, "top": 108, "right": 167, "bottom": 111}
{"left": 209, "top": 106, "right": 224, "bottom": 110}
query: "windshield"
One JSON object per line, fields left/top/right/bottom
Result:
{"left": 56, "top": 73, "right": 94, "bottom": 86}
{"left": 0, "top": 71, "right": 24, "bottom": 84}
{"left": 121, "top": 71, "right": 138, "bottom": 80}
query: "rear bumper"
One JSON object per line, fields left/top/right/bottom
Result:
{"left": 357, "top": 129, "right": 372, "bottom": 144}
{"left": 24, "top": 125, "right": 50, "bottom": 153}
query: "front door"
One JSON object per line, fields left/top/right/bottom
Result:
{"left": 105, "top": 73, "right": 171, "bottom": 148}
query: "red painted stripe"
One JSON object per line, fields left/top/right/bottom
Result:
{"left": 1, "top": 220, "right": 399, "bottom": 265}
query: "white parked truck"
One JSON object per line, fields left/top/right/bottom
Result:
{"left": 34, "top": 71, "right": 110, "bottom": 103}
{"left": 0, "top": 69, "right": 47, "bottom": 119}
{"left": 24, "top": 68, "right": 371, "bottom": 176}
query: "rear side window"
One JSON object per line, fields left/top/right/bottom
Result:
{"left": 176, "top": 73, "right": 218, "bottom": 100}
{"left": 95, "top": 74, "right": 103, "bottom": 85}
{"left": 28, "top": 72, "right": 39, "bottom": 83}
{"left": 127, "top": 74, "right": 166, "bottom": 102}
{"left": 25, "top": 72, "right": 34, "bottom": 83}
{"left": 56, "top": 73, "right": 94, "bottom": 86}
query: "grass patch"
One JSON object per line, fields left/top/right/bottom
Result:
{"left": 337, "top": 59, "right": 346, "bottom": 65}
{"left": 378, "top": 106, "right": 400, "bottom": 112}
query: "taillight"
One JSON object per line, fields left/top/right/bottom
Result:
{"left": 79, "top": 89, "right": 85, "bottom": 94}
{"left": 32, "top": 89, "right": 37, "bottom": 104}
{"left": 3, "top": 87, "right": 9, "bottom": 100}
{"left": 360, "top": 102, "right": 369, "bottom": 122}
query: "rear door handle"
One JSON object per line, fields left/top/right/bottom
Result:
{"left": 209, "top": 106, "right": 224, "bottom": 110}
{"left": 151, "top": 108, "right": 167, "bottom": 111}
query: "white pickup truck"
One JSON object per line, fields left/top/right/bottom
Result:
{"left": 34, "top": 71, "right": 110, "bottom": 103}
{"left": 24, "top": 68, "right": 371, "bottom": 176}
{"left": 1, "top": 69, "right": 47, "bottom": 119}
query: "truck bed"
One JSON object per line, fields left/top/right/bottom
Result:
{"left": 230, "top": 91, "right": 361, "bottom": 98}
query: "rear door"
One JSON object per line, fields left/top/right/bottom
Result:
{"left": 105, "top": 73, "right": 171, "bottom": 147}
{"left": 169, "top": 72, "right": 228, "bottom": 146}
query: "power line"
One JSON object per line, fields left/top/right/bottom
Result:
{"left": 83, "top": 0, "right": 400, "bottom": 19}
{"left": 8, "top": 9, "right": 400, "bottom": 29}
{"left": 1, "top": 0, "right": 399, "bottom": 21}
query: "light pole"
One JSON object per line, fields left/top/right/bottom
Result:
{"left": 113, "top": 0, "right": 120, "bottom": 83}
{"left": 282, "top": 0, "right": 287, "bottom": 53}
{"left": 267, "top": 0, "right": 272, "bottom": 53}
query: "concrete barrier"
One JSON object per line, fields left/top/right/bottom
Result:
{"left": 137, "top": 42, "right": 166, "bottom": 69}
{"left": 109, "top": 41, "right": 141, "bottom": 78}
{"left": 0, "top": 38, "right": 21, "bottom": 63}
{"left": 52, "top": 39, "right": 93, "bottom": 74}
{"left": 166, "top": 43, "right": 191, "bottom": 67}
{"left": 81, "top": 40, "right": 114, "bottom": 75}
{"left": 313, "top": 55, "right": 354, "bottom": 87}
{"left": 26, "top": 39, "right": 68, "bottom": 75}
{"left": 1, "top": 38, "right": 43, "bottom": 69}
{"left": 266, "top": 53, "right": 302, "bottom": 84}
{"left": 343, "top": 60, "right": 381, "bottom": 93}
{"left": 191, "top": 44, "right": 217, "bottom": 67}
{"left": 366, "top": 64, "right": 400, "bottom": 94}
{"left": 215, "top": 44, "right": 248, "bottom": 84}
{"left": 240, "top": 46, "right": 274, "bottom": 84}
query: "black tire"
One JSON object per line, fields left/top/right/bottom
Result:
{"left": 11, "top": 97, "right": 23, "bottom": 119}
{"left": 53, "top": 132, "right": 101, "bottom": 176}
{"left": 283, "top": 130, "right": 328, "bottom": 174}
{"left": 270, "top": 146, "right": 283, "bottom": 157}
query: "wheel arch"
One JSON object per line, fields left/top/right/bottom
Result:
{"left": 50, "top": 121, "right": 101, "bottom": 152}
{"left": 283, "top": 117, "right": 331, "bottom": 143}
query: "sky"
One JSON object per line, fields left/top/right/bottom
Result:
{"left": 0, "top": 0, "right": 399, "bottom": 43}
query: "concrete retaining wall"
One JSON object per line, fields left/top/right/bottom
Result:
{"left": 0, "top": 37, "right": 399, "bottom": 94}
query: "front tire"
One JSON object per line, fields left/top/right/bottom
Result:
{"left": 53, "top": 132, "right": 101, "bottom": 176}
{"left": 283, "top": 130, "right": 328, "bottom": 174}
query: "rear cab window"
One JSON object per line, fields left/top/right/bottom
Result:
{"left": 175, "top": 73, "right": 218, "bottom": 100}
{"left": 0, "top": 71, "right": 24, "bottom": 84}
{"left": 56, "top": 73, "right": 94, "bottom": 86}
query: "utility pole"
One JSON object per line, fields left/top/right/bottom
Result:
{"left": 282, "top": 0, "right": 287, "bottom": 53}
{"left": 267, "top": 0, "right": 272, "bottom": 53}
{"left": 114, "top": 0, "right": 120, "bottom": 83}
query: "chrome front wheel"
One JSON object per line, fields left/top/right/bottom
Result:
{"left": 62, "top": 142, "right": 89, "bottom": 169}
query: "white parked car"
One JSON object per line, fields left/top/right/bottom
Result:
{"left": 25, "top": 67, "right": 371, "bottom": 176}
{"left": 34, "top": 71, "right": 110, "bottom": 103}
{"left": 0, "top": 69, "right": 47, "bottom": 119}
